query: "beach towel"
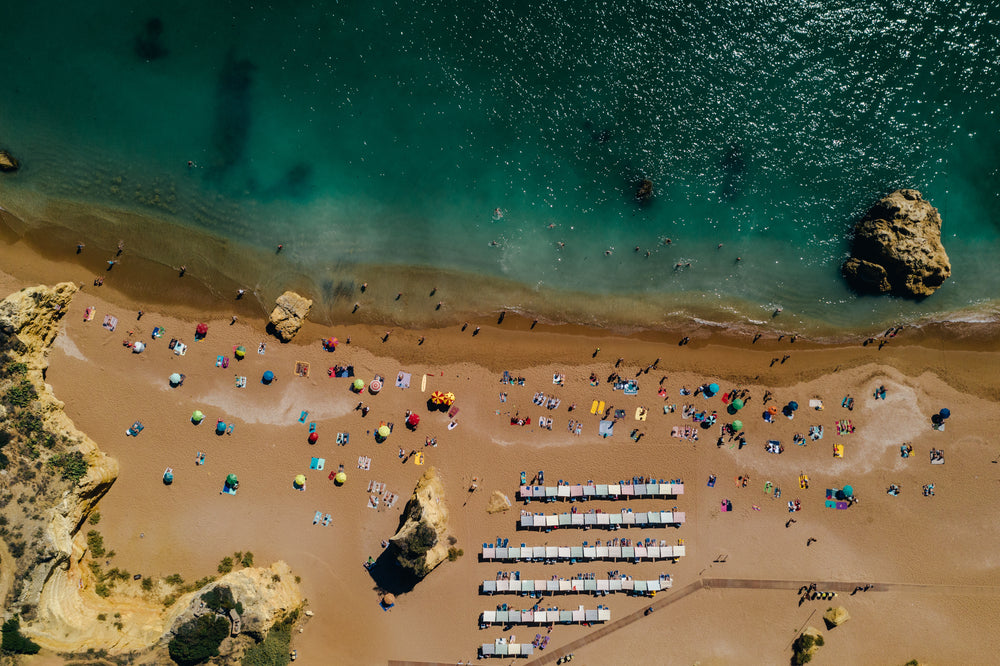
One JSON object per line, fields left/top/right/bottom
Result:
{"left": 102, "top": 315, "right": 118, "bottom": 332}
{"left": 707, "top": 476, "right": 716, "bottom": 488}
{"left": 235, "top": 376, "right": 246, "bottom": 388}
{"left": 222, "top": 484, "right": 237, "bottom": 496}
{"left": 152, "top": 327, "right": 163, "bottom": 339}
{"left": 313, "top": 511, "right": 323, "bottom": 524}
{"left": 299, "top": 411, "right": 309, "bottom": 424}
{"left": 599, "top": 420, "right": 614, "bottom": 438}
{"left": 590, "top": 401, "right": 599, "bottom": 415}
{"left": 309, "top": 422, "right": 317, "bottom": 433}
{"left": 448, "top": 420, "right": 458, "bottom": 430}
{"left": 174, "top": 342, "right": 186, "bottom": 356}
{"left": 635, "top": 407, "right": 647, "bottom": 421}
{"left": 84, "top": 307, "right": 95, "bottom": 321}
{"left": 226, "top": 424, "right": 234, "bottom": 435}
{"left": 809, "top": 399, "right": 823, "bottom": 410}
{"left": 395, "top": 372, "right": 411, "bottom": 388}
{"left": 216, "top": 355, "right": 224, "bottom": 367}
{"left": 367, "top": 495, "right": 379, "bottom": 509}
{"left": 295, "top": 361, "right": 310, "bottom": 377}
{"left": 414, "top": 452, "right": 424, "bottom": 465}
{"left": 836, "top": 501, "right": 849, "bottom": 510}
{"left": 222, "top": 357, "right": 229, "bottom": 369}
{"left": 449, "top": 405, "right": 459, "bottom": 418}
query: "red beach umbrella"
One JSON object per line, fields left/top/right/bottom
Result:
{"left": 196, "top": 322, "right": 208, "bottom": 336}
{"left": 308, "top": 432, "right": 319, "bottom": 444}
{"left": 407, "top": 413, "right": 420, "bottom": 427}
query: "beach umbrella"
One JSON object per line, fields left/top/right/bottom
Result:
{"left": 369, "top": 379, "right": 382, "bottom": 394}
{"left": 262, "top": 370, "right": 275, "bottom": 384}
{"left": 731, "top": 420, "right": 743, "bottom": 432}
{"left": 708, "top": 383, "right": 720, "bottom": 395}
{"left": 226, "top": 473, "right": 238, "bottom": 487}
{"left": 196, "top": 323, "right": 208, "bottom": 337}
{"left": 842, "top": 484, "right": 854, "bottom": 497}
{"left": 334, "top": 471, "right": 347, "bottom": 485}
{"left": 407, "top": 413, "right": 420, "bottom": 427}
{"left": 767, "top": 405, "right": 778, "bottom": 415}
{"left": 931, "top": 413, "right": 942, "bottom": 425}
{"left": 294, "top": 474, "right": 306, "bottom": 487}
{"left": 191, "top": 410, "right": 204, "bottom": 424}
{"left": 169, "top": 373, "right": 182, "bottom": 386}
{"left": 308, "top": 432, "right": 319, "bottom": 444}
{"left": 235, "top": 346, "right": 246, "bottom": 359}
{"left": 353, "top": 378, "right": 365, "bottom": 392}
{"left": 377, "top": 425, "right": 391, "bottom": 439}
{"left": 324, "top": 337, "right": 338, "bottom": 350}
{"left": 789, "top": 401, "right": 799, "bottom": 411}
{"left": 216, "top": 421, "right": 226, "bottom": 434}
{"left": 382, "top": 593, "right": 395, "bottom": 606}
{"left": 431, "top": 391, "right": 445, "bottom": 405}
{"left": 443, "top": 392, "right": 456, "bottom": 406}
{"left": 731, "top": 398, "right": 744, "bottom": 411}
{"left": 132, "top": 341, "right": 145, "bottom": 353}
{"left": 163, "top": 470, "right": 174, "bottom": 485}
{"left": 939, "top": 408, "right": 951, "bottom": 419}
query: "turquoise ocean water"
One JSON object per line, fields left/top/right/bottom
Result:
{"left": 0, "top": 1, "right": 998, "bottom": 334}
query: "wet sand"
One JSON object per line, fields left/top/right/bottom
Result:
{"left": 5, "top": 226, "right": 1000, "bottom": 664}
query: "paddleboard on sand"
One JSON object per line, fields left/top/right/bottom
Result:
{"left": 421, "top": 374, "right": 427, "bottom": 392}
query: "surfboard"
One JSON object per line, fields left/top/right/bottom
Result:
{"left": 421, "top": 374, "right": 427, "bottom": 392}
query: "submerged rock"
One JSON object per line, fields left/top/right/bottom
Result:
{"left": 0, "top": 149, "right": 19, "bottom": 172}
{"left": 635, "top": 178, "right": 654, "bottom": 202}
{"left": 268, "top": 291, "right": 312, "bottom": 342}
{"left": 842, "top": 189, "right": 951, "bottom": 297}
{"left": 389, "top": 467, "right": 450, "bottom": 579}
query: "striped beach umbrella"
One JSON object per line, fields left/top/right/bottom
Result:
{"left": 369, "top": 379, "right": 382, "bottom": 394}
{"left": 431, "top": 391, "right": 445, "bottom": 405}
{"left": 443, "top": 392, "right": 456, "bottom": 406}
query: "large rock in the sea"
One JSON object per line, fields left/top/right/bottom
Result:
{"left": 842, "top": 189, "right": 951, "bottom": 297}
{"left": 389, "top": 467, "right": 450, "bottom": 579}
{"left": 0, "top": 150, "right": 18, "bottom": 172}
{"left": 268, "top": 290, "right": 312, "bottom": 341}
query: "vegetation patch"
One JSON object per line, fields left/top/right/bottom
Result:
{"left": 1, "top": 615, "right": 41, "bottom": 655}
{"left": 168, "top": 614, "right": 230, "bottom": 665}
{"left": 791, "top": 631, "right": 824, "bottom": 665}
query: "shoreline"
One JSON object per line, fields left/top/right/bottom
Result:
{"left": 1, "top": 192, "right": 998, "bottom": 343}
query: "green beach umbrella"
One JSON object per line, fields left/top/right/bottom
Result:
{"left": 169, "top": 373, "right": 182, "bottom": 386}
{"left": 377, "top": 425, "right": 390, "bottom": 439}
{"left": 353, "top": 378, "right": 365, "bottom": 391}
{"left": 731, "top": 420, "right": 743, "bottom": 432}
{"left": 235, "top": 346, "right": 246, "bottom": 359}
{"left": 294, "top": 474, "right": 306, "bottom": 487}
{"left": 191, "top": 410, "right": 204, "bottom": 423}
{"left": 334, "top": 471, "right": 347, "bottom": 485}
{"left": 226, "top": 473, "right": 238, "bottom": 487}
{"left": 732, "top": 398, "right": 744, "bottom": 411}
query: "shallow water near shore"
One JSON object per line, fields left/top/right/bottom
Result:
{"left": 1, "top": 1, "right": 999, "bottom": 334}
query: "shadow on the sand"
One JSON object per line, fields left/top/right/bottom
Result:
{"left": 367, "top": 547, "right": 421, "bottom": 595}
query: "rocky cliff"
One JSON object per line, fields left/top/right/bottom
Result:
{"left": 842, "top": 189, "right": 951, "bottom": 297}
{"left": 389, "top": 467, "right": 451, "bottom": 579}
{"left": 0, "top": 284, "right": 302, "bottom": 658}
{"left": 268, "top": 290, "right": 312, "bottom": 342}
{"left": 0, "top": 150, "right": 18, "bottom": 172}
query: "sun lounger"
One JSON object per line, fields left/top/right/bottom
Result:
{"left": 313, "top": 511, "right": 322, "bottom": 524}
{"left": 174, "top": 342, "right": 187, "bottom": 356}
{"left": 322, "top": 514, "right": 332, "bottom": 526}
{"left": 367, "top": 495, "right": 379, "bottom": 509}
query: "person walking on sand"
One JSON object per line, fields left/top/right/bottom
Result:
{"left": 76, "top": 242, "right": 85, "bottom": 253}
{"left": 236, "top": 289, "right": 245, "bottom": 299}
{"left": 473, "top": 326, "right": 480, "bottom": 335}
{"left": 231, "top": 315, "right": 238, "bottom": 325}
{"left": 179, "top": 265, "right": 186, "bottom": 277}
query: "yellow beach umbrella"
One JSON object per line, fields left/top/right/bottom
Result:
{"left": 443, "top": 392, "right": 456, "bottom": 406}
{"left": 377, "top": 425, "right": 391, "bottom": 439}
{"left": 430, "top": 391, "right": 445, "bottom": 405}
{"left": 294, "top": 474, "right": 306, "bottom": 487}
{"left": 334, "top": 471, "right": 347, "bottom": 485}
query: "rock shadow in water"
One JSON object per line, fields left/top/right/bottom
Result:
{"left": 207, "top": 50, "right": 256, "bottom": 179}
{"left": 718, "top": 141, "right": 747, "bottom": 201}
{"left": 134, "top": 17, "right": 169, "bottom": 61}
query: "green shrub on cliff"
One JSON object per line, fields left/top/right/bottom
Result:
{"left": 241, "top": 622, "right": 292, "bottom": 666}
{"left": 202, "top": 585, "right": 243, "bottom": 615}
{"left": 86, "top": 530, "right": 106, "bottom": 558}
{"left": 48, "top": 450, "right": 88, "bottom": 482}
{"left": 168, "top": 614, "right": 230, "bottom": 665}
{"left": 791, "top": 632, "right": 824, "bottom": 665}
{"left": 1, "top": 615, "right": 41, "bottom": 655}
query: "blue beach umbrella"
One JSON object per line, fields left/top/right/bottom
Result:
{"left": 216, "top": 421, "right": 226, "bottom": 435}
{"left": 708, "top": 383, "right": 719, "bottom": 395}
{"left": 262, "top": 370, "right": 274, "bottom": 384}
{"left": 788, "top": 401, "right": 799, "bottom": 411}
{"left": 939, "top": 408, "right": 951, "bottom": 419}
{"left": 842, "top": 484, "right": 854, "bottom": 497}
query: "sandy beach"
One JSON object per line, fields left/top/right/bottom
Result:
{"left": 3, "top": 226, "right": 1000, "bottom": 666}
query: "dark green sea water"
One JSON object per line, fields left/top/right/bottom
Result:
{"left": 1, "top": 1, "right": 998, "bottom": 332}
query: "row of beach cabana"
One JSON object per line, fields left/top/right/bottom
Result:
{"left": 480, "top": 605, "right": 611, "bottom": 626}
{"left": 481, "top": 542, "right": 685, "bottom": 562}
{"left": 518, "top": 481, "right": 684, "bottom": 501}
{"left": 482, "top": 575, "right": 672, "bottom": 596}
{"left": 519, "top": 509, "right": 685, "bottom": 530}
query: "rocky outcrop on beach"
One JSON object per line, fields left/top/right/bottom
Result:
{"left": 268, "top": 290, "right": 312, "bottom": 342}
{"left": 486, "top": 490, "right": 512, "bottom": 514}
{"left": 389, "top": 467, "right": 451, "bottom": 579}
{"left": 165, "top": 562, "right": 302, "bottom": 641}
{"left": 823, "top": 606, "right": 850, "bottom": 629}
{"left": 842, "top": 189, "right": 951, "bottom": 297}
{"left": 0, "top": 149, "right": 18, "bottom": 172}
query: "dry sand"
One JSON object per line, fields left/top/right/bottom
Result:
{"left": 4, "top": 230, "right": 1000, "bottom": 665}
